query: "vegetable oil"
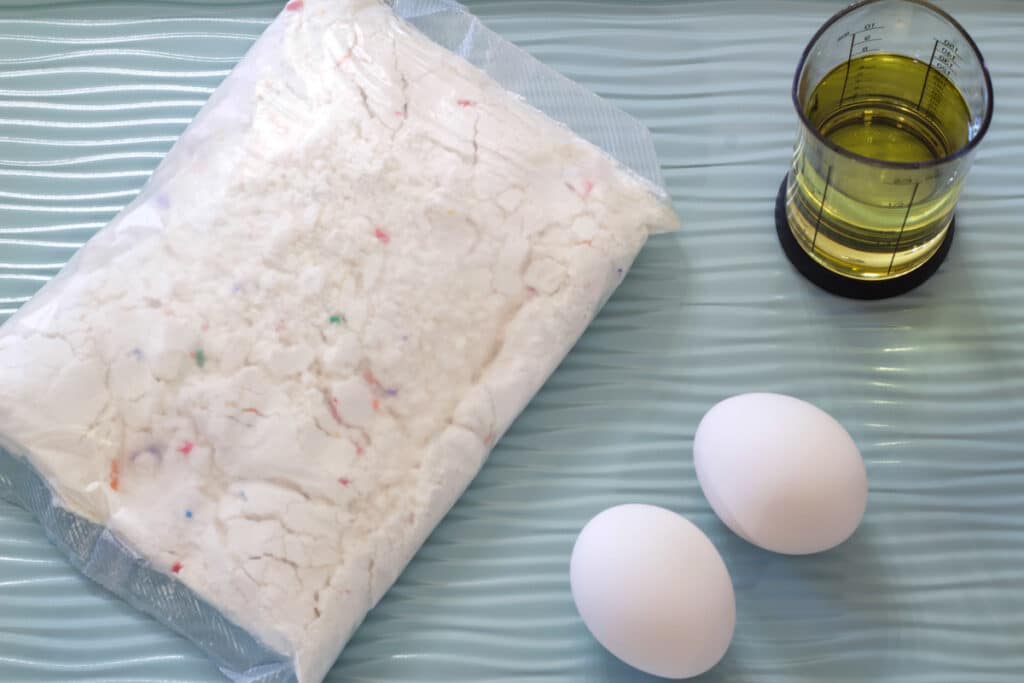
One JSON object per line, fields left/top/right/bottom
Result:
{"left": 786, "top": 53, "right": 971, "bottom": 279}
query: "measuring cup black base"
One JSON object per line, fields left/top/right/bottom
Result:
{"left": 774, "top": 179, "right": 955, "bottom": 300}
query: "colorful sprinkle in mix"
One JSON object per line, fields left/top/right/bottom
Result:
{"left": 457, "top": 99, "right": 476, "bottom": 108}
{"left": 329, "top": 314, "right": 345, "bottom": 325}
{"left": 384, "top": 387, "right": 400, "bottom": 397}
{"left": 177, "top": 441, "right": 194, "bottom": 456}
{"left": 372, "top": 398, "right": 381, "bottom": 412}
{"left": 130, "top": 445, "right": 162, "bottom": 463}
{"left": 325, "top": 393, "right": 343, "bottom": 425}
{"left": 286, "top": 0, "right": 304, "bottom": 10}
{"left": 338, "top": 478, "right": 351, "bottom": 487}
{"left": 109, "top": 461, "right": 120, "bottom": 491}
{"left": 373, "top": 227, "right": 391, "bottom": 244}
{"left": 243, "top": 407, "right": 266, "bottom": 417}
{"left": 131, "top": 347, "right": 144, "bottom": 360}
{"left": 566, "top": 179, "right": 596, "bottom": 198}
{"left": 193, "top": 349, "right": 206, "bottom": 369}
{"left": 363, "top": 369, "right": 380, "bottom": 387}
{"left": 355, "top": 443, "right": 365, "bottom": 457}
{"left": 185, "top": 510, "right": 193, "bottom": 519}
{"left": 172, "top": 562, "right": 183, "bottom": 574}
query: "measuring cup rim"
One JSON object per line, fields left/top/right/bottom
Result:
{"left": 792, "top": 0, "right": 994, "bottom": 170}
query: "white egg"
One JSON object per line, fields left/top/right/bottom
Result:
{"left": 570, "top": 504, "right": 735, "bottom": 679}
{"left": 694, "top": 393, "right": 868, "bottom": 555}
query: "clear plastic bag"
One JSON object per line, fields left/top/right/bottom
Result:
{"left": 0, "top": 1, "right": 679, "bottom": 681}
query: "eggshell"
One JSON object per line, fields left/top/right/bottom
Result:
{"left": 694, "top": 393, "right": 868, "bottom": 555}
{"left": 570, "top": 504, "right": 735, "bottom": 679}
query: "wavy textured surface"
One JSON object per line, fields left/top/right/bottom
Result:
{"left": 0, "top": 0, "right": 1023, "bottom": 681}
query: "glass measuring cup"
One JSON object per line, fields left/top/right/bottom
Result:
{"left": 776, "top": 0, "right": 993, "bottom": 299}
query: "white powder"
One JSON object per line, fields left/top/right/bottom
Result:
{"left": 0, "top": 1, "right": 679, "bottom": 681}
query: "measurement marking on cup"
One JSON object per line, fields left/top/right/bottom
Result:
{"left": 854, "top": 36, "right": 883, "bottom": 55}
{"left": 811, "top": 165, "right": 833, "bottom": 254}
{"left": 935, "top": 39, "right": 960, "bottom": 77}
{"left": 888, "top": 182, "right": 920, "bottom": 275}
{"left": 916, "top": 39, "right": 939, "bottom": 110}
{"left": 839, "top": 34, "right": 856, "bottom": 103}
{"left": 837, "top": 24, "right": 885, "bottom": 40}
{"left": 838, "top": 24, "right": 886, "bottom": 100}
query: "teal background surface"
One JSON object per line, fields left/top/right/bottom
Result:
{"left": 0, "top": 1, "right": 1022, "bottom": 681}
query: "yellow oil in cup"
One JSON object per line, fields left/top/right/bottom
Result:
{"left": 776, "top": 0, "right": 993, "bottom": 299}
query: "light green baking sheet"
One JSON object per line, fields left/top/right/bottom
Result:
{"left": 0, "top": 1, "right": 1022, "bottom": 681}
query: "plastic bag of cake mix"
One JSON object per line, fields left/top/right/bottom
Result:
{"left": 0, "top": 1, "right": 680, "bottom": 681}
